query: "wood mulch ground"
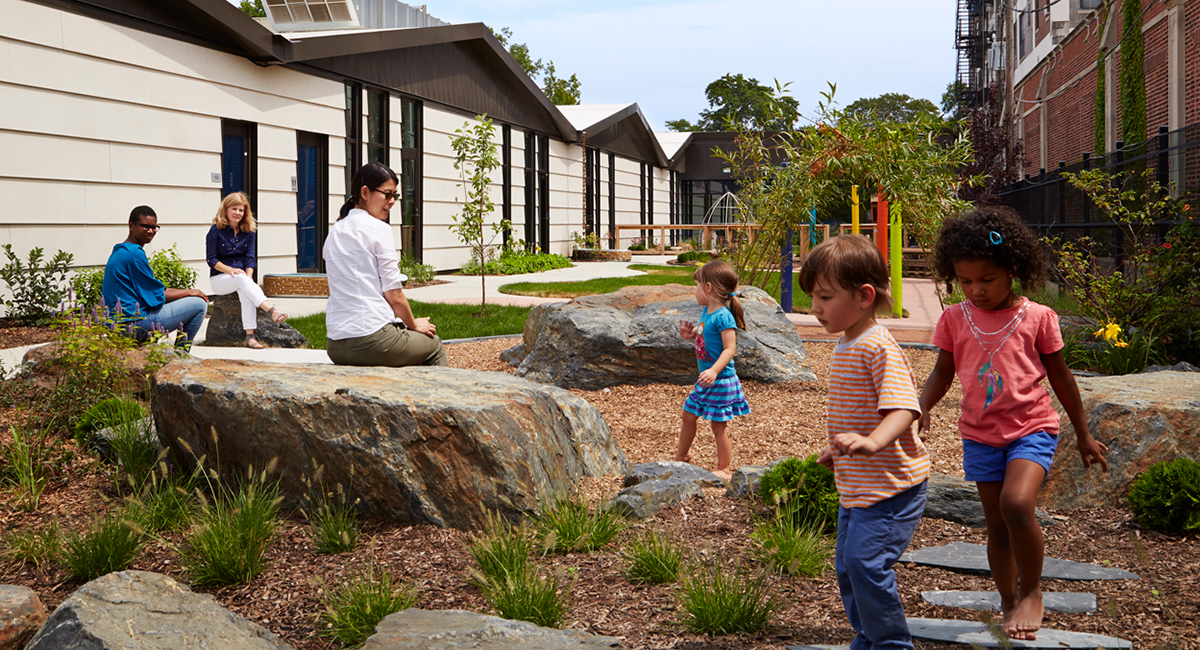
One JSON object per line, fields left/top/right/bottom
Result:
{"left": 0, "top": 327, "right": 1195, "bottom": 649}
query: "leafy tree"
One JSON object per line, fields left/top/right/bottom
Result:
{"left": 958, "top": 84, "right": 1024, "bottom": 205}
{"left": 450, "top": 115, "right": 505, "bottom": 315}
{"left": 490, "top": 27, "right": 581, "bottom": 105}
{"left": 668, "top": 74, "right": 799, "bottom": 132}
{"left": 844, "top": 92, "right": 939, "bottom": 125}
{"left": 238, "top": 0, "right": 265, "bottom": 18}
{"left": 940, "top": 81, "right": 971, "bottom": 123}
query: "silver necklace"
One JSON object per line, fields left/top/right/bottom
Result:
{"left": 962, "top": 297, "right": 1029, "bottom": 409}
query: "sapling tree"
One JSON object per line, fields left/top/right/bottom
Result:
{"left": 450, "top": 115, "right": 506, "bottom": 315}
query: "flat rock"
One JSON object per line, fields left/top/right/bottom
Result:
{"left": 921, "top": 590, "right": 1097, "bottom": 613}
{"left": 925, "top": 472, "right": 1055, "bottom": 528}
{"left": 726, "top": 465, "right": 768, "bottom": 498}
{"left": 1044, "top": 371, "right": 1200, "bottom": 509}
{"left": 622, "top": 461, "right": 724, "bottom": 488}
{"left": 362, "top": 608, "right": 623, "bottom": 649}
{"left": 900, "top": 542, "right": 1138, "bottom": 580}
{"left": 201, "top": 294, "right": 309, "bottom": 348}
{"left": 24, "top": 571, "right": 290, "bottom": 649}
{"left": 152, "top": 360, "right": 629, "bottom": 532}
{"left": 786, "top": 646, "right": 851, "bottom": 650}
{"left": 502, "top": 284, "right": 816, "bottom": 389}
{"left": 0, "top": 585, "right": 46, "bottom": 649}
{"left": 907, "top": 617, "right": 1131, "bottom": 648}
{"left": 609, "top": 477, "right": 704, "bottom": 519}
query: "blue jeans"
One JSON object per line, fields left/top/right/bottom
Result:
{"left": 129, "top": 297, "right": 207, "bottom": 350}
{"left": 836, "top": 481, "right": 928, "bottom": 650}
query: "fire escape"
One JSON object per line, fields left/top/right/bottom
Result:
{"left": 955, "top": 0, "right": 988, "bottom": 108}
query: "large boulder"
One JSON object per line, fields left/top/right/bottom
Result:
{"left": 363, "top": 608, "right": 623, "bottom": 649}
{"left": 1043, "top": 371, "right": 1200, "bottom": 509}
{"left": 151, "top": 359, "right": 629, "bottom": 531}
{"left": 201, "top": 294, "right": 309, "bottom": 348}
{"left": 501, "top": 284, "right": 816, "bottom": 389}
{"left": 24, "top": 571, "right": 290, "bottom": 649}
{"left": 0, "top": 585, "right": 46, "bottom": 649}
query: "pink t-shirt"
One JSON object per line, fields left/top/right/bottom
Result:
{"left": 932, "top": 298, "right": 1064, "bottom": 446}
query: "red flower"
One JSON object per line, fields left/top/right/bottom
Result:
{"left": 1163, "top": 243, "right": 1172, "bottom": 249}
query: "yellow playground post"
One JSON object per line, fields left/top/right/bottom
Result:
{"left": 889, "top": 200, "right": 903, "bottom": 317}
{"left": 851, "top": 185, "right": 860, "bottom": 234}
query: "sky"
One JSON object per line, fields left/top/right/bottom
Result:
{"left": 236, "top": 0, "right": 958, "bottom": 131}
{"left": 426, "top": 0, "right": 958, "bottom": 130}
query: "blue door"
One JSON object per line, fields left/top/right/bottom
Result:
{"left": 296, "top": 142, "right": 319, "bottom": 272}
{"left": 222, "top": 134, "right": 245, "bottom": 197}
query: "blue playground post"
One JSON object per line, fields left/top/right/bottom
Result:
{"left": 809, "top": 208, "right": 819, "bottom": 248}
{"left": 781, "top": 228, "right": 793, "bottom": 313}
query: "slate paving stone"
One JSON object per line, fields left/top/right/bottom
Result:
{"left": 907, "top": 617, "right": 1131, "bottom": 648}
{"left": 900, "top": 542, "right": 1139, "bottom": 580}
{"left": 785, "top": 645, "right": 851, "bottom": 650}
{"left": 622, "top": 461, "right": 724, "bottom": 488}
{"left": 921, "top": 590, "right": 1097, "bottom": 613}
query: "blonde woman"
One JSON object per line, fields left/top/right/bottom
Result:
{"left": 206, "top": 192, "right": 286, "bottom": 348}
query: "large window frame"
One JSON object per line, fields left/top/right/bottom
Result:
{"left": 220, "top": 119, "right": 258, "bottom": 212}
{"left": 537, "top": 135, "right": 550, "bottom": 251}
{"left": 400, "top": 97, "right": 423, "bottom": 261}
{"left": 366, "top": 88, "right": 389, "bottom": 166}
{"left": 344, "top": 81, "right": 362, "bottom": 196}
{"left": 608, "top": 153, "right": 616, "bottom": 249}
{"left": 524, "top": 132, "right": 536, "bottom": 250}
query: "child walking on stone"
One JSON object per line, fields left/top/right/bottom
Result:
{"left": 676, "top": 260, "right": 750, "bottom": 482}
{"left": 920, "top": 207, "right": 1108, "bottom": 641}
{"left": 799, "top": 234, "right": 930, "bottom": 650}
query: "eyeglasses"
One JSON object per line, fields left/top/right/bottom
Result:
{"left": 136, "top": 223, "right": 161, "bottom": 232}
{"left": 372, "top": 188, "right": 401, "bottom": 202}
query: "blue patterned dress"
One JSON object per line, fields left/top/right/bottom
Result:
{"left": 682, "top": 306, "right": 751, "bottom": 422}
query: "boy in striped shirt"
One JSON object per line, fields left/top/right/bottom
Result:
{"left": 798, "top": 235, "right": 930, "bottom": 650}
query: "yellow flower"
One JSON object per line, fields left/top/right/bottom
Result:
{"left": 1094, "top": 322, "right": 1123, "bottom": 343}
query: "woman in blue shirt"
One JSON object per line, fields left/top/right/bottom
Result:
{"left": 206, "top": 192, "right": 286, "bottom": 348}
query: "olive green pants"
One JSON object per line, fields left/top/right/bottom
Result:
{"left": 327, "top": 323, "right": 448, "bottom": 368}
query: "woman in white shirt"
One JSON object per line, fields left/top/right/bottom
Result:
{"left": 323, "top": 162, "right": 447, "bottom": 367}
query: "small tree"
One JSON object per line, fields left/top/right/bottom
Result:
{"left": 450, "top": 115, "right": 505, "bottom": 315}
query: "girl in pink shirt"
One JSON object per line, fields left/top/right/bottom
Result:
{"left": 919, "top": 207, "right": 1108, "bottom": 642}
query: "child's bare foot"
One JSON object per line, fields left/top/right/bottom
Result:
{"left": 713, "top": 469, "right": 732, "bottom": 482}
{"left": 675, "top": 453, "right": 693, "bottom": 464}
{"left": 1005, "top": 592, "right": 1043, "bottom": 640}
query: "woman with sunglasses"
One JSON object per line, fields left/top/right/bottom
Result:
{"left": 323, "top": 162, "right": 447, "bottom": 367}
{"left": 205, "top": 191, "right": 287, "bottom": 348}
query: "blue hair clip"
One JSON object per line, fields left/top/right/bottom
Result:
{"left": 989, "top": 230, "right": 1003, "bottom": 245}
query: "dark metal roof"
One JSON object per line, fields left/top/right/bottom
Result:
{"left": 576, "top": 104, "right": 667, "bottom": 167}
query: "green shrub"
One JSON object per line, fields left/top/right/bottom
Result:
{"left": 750, "top": 507, "right": 832, "bottom": 578}
{"left": 124, "top": 465, "right": 199, "bottom": 534}
{"left": 462, "top": 248, "right": 572, "bottom": 276}
{"left": 476, "top": 565, "right": 571, "bottom": 629}
{"left": 676, "top": 555, "right": 781, "bottom": 635}
{"left": 1128, "top": 457, "right": 1200, "bottom": 534}
{"left": 70, "top": 267, "right": 106, "bottom": 313}
{"left": 399, "top": 255, "right": 437, "bottom": 285}
{"left": 107, "top": 417, "right": 162, "bottom": 494}
{"left": 3, "top": 521, "right": 63, "bottom": 568}
{"left": 467, "top": 510, "right": 532, "bottom": 584}
{"left": 0, "top": 244, "right": 73, "bottom": 324}
{"left": 758, "top": 456, "right": 839, "bottom": 533}
{"left": 182, "top": 465, "right": 282, "bottom": 586}
{"left": 147, "top": 244, "right": 196, "bottom": 290}
{"left": 5, "top": 425, "right": 50, "bottom": 513}
{"left": 676, "top": 250, "right": 711, "bottom": 264}
{"left": 62, "top": 509, "right": 144, "bottom": 582}
{"left": 621, "top": 528, "right": 685, "bottom": 584}
{"left": 303, "top": 478, "right": 360, "bottom": 555}
{"left": 534, "top": 494, "right": 627, "bottom": 554}
{"left": 75, "top": 398, "right": 147, "bottom": 448}
{"left": 320, "top": 567, "right": 418, "bottom": 649}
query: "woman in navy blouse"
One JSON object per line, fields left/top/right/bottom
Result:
{"left": 206, "top": 192, "right": 286, "bottom": 348}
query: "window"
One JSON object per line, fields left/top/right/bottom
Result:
{"left": 524, "top": 132, "right": 537, "bottom": 250}
{"left": 639, "top": 163, "right": 647, "bottom": 239}
{"left": 367, "top": 89, "right": 388, "bottom": 165}
{"left": 344, "top": 82, "right": 362, "bottom": 196}
{"left": 538, "top": 135, "right": 550, "bottom": 251}
{"left": 608, "top": 153, "right": 616, "bottom": 249}
{"left": 1018, "top": 14, "right": 1030, "bottom": 59}
{"left": 296, "top": 132, "right": 328, "bottom": 273}
{"left": 502, "top": 125, "right": 512, "bottom": 248}
{"left": 399, "top": 98, "right": 422, "bottom": 260}
{"left": 1080, "top": 0, "right": 1102, "bottom": 8}
{"left": 585, "top": 147, "right": 600, "bottom": 237}
{"left": 220, "top": 119, "right": 257, "bottom": 210}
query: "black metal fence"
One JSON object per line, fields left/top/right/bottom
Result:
{"left": 999, "top": 122, "right": 1200, "bottom": 262}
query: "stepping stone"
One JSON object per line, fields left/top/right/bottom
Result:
{"left": 907, "top": 617, "right": 1131, "bottom": 648}
{"left": 900, "top": 542, "right": 1139, "bottom": 580}
{"left": 922, "top": 590, "right": 1097, "bottom": 613}
{"left": 786, "top": 646, "right": 851, "bottom": 650}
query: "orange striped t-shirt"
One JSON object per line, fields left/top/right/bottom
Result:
{"left": 827, "top": 325, "right": 930, "bottom": 508}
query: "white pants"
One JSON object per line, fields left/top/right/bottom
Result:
{"left": 209, "top": 273, "right": 268, "bottom": 331}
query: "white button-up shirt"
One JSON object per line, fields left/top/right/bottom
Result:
{"left": 323, "top": 209, "right": 408, "bottom": 340}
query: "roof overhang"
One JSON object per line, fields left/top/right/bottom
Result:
{"left": 564, "top": 103, "right": 667, "bottom": 167}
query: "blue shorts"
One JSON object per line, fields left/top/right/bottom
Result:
{"left": 962, "top": 431, "right": 1058, "bottom": 482}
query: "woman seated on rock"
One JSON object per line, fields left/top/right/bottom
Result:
{"left": 323, "top": 163, "right": 447, "bottom": 367}
{"left": 206, "top": 192, "right": 287, "bottom": 349}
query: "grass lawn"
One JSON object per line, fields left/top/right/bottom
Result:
{"left": 499, "top": 263, "right": 814, "bottom": 312}
{"left": 287, "top": 300, "right": 532, "bottom": 349}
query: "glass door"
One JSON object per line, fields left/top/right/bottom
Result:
{"left": 296, "top": 132, "right": 328, "bottom": 273}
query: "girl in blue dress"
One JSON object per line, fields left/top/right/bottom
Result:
{"left": 676, "top": 259, "right": 751, "bottom": 481}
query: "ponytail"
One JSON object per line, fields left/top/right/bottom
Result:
{"left": 339, "top": 162, "right": 399, "bottom": 221}
{"left": 694, "top": 259, "right": 746, "bottom": 329}
{"left": 728, "top": 293, "right": 746, "bottom": 330}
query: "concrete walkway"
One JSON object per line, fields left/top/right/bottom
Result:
{"left": 0, "top": 256, "right": 944, "bottom": 367}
